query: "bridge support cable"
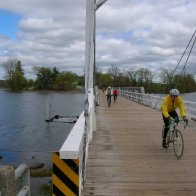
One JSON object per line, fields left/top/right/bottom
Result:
{"left": 171, "top": 29, "right": 196, "bottom": 78}
{"left": 154, "top": 29, "right": 196, "bottom": 109}
{"left": 181, "top": 33, "right": 196, "bottom": 75}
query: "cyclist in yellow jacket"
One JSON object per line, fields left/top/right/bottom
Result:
{"left": 161, "top": 89, "right": 188, "bottom": 148}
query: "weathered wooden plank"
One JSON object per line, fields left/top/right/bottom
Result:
{"left": 83, "top": 91, "right": 196, "bottom": 196}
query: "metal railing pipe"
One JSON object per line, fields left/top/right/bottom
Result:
{"left": 15, "top": 164, "right": 30, "bottom": 196}
{"left": 17, "top": 186, "right": 30, "bottom": 196}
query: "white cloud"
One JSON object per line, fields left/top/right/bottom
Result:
{"left": 150, "top": 47, "right": 176, "bottom": 56}
{"left": 0, "top": 0, "right": 195, "bottom": 79}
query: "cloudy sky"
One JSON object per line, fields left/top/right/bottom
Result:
{"left": 0, "top": 0, "right": 195, "bottom": 80}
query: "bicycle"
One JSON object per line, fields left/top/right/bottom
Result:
{"left": 162, "top": 118, "right": 188, "bottom": 159}
{"left": 113, "top": 94, "right": 117, "bottom": 102}
{"left": 107, "top": 95, "right": 111, "bottom": 107}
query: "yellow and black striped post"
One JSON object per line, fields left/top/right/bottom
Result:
{"left": 52, "top": 152, "right": 79, "bottom": 196}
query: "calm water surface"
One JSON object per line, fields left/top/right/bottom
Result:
{"left": 0, "top": 90, "right": 84, "bottom": 167}
{"left": 182, "top": 92, "right": 196, "bottom": 102}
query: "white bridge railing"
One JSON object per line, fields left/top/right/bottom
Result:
{"left": 120, "top": 90, "right": 196, "bottom": 120}
{"left": 15, "top": 164, "right": 30, "bottom": 196}
{"left": 53, "top": 88, "right": 96, "bottom": 196}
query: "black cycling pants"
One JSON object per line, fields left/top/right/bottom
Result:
{"left": 162, "top": 110, "right": 178, "bottom": 139}
{"left": 113, "top": 94, "right": 117, "bottom": 101}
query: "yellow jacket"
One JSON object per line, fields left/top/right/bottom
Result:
{"left": 161, "top": 95, "right": 186, "bottom": 118}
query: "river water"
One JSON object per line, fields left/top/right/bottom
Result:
{"left": 0, "top": 90, "right": 84, "bottom": 195}
{"left": 181, "top": 92, "right": 196, "bottom": 102}
{"left": 0, "top": 90, "right": 84, "bottom": 167}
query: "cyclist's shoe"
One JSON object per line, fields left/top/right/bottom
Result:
{"left": 162, "top": 138, "right": 167, "bottom": 148}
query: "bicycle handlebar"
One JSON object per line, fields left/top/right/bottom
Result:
{"left": 169, "top": 118, "right": 188, "bottom": 129}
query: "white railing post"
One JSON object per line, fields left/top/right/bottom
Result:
{"left": 15, "top": 164, "right": 30, "bottom": 196}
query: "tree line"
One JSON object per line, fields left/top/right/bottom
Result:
{"left": 1, "top": 57, "right": 84, "bottom": 91}
{"left": 1, "top": 57, "right": 196, "bottom": 93}
{"left": 95, "top": 65, "right": 196, "bottom": 94}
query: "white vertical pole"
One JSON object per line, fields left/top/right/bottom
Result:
{"left": 85, "top": 0, "right": 95, "bottom": 95}
{"left": 88, "top": 0, "right": 95, "bottom": 89}
{"left": 85, "top": 0, "right": 108, "bottom": 94}
{"left": 85, "top": 0, "right": 91, "bottom": 96}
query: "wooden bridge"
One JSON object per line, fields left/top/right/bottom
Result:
{"left": 83, "top": 91, "right": 196, "bottom": 196}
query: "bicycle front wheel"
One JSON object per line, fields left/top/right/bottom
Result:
{"left": 173, "top": 129, "right": 184, "bottom": 159}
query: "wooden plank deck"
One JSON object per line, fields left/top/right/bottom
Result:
{"left": 83, "top": 91, "right": 196, "bottom": 196}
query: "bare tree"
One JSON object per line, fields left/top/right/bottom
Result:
{"left": 127, "top": 67, "right": 138, "bottom": 85}
{"left": 2, "top": 57, "right": 18, "bottom": 89}
{"left": 107, "top": 65, "right": 120, "bottom": 79}
{"left": 136, "top": 68, "right": 154, "bottom": 83}
{"left": 2, "top": 57, "right": 26, "bottom": 91}
{"left": 159, "top": 69, "right": 173, "bottom": 84}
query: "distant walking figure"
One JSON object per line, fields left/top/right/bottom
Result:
{"left": 113, "top": 89, "right": 118, "bottom": 102}
{"left": 106, "top": 86, "right": 112, "bottom": 107}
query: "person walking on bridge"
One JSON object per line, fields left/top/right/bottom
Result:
{"left": 106, "top": 86, "right": 112, "bottom": 107}
{"left": 113, "top": 89, "right": 118, "bottom": 102}
{"left": 161, "top": 88, "right": 188, "bottom": 148}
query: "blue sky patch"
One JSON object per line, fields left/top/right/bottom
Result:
{"left": 0, "top": 9, "right": 21, "bottom": 39}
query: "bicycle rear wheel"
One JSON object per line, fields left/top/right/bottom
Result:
{"left": 107, "top": 97, "right": 111, "bottom": 107}
{"left": 114, "top": 95, "right": 117, "bottom": 102}
{"left": 165, "top": 129, "right": 170, "bottom": 149}
{"left": 173, "top": 129, "right": 184, "bottom": 159}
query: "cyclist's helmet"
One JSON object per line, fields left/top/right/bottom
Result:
{"left": 108, "top": 86, "right": 111, "bottom": 89}
{"left": 170, "top": 89, "right": 180, "bottom": 96}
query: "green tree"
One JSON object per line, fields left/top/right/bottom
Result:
{"left": 12, "top": 61, "right": 26, "bottom": 91}
{"left": 114, "top": 72, "right": 131, "bottom": 87}
{"left": 184, "top": 74, "right": 196, "bottom": 92}
{"left": 3, "top": 58, "right": 26, "bottom": 91}
{"left": 175, "top": 74, "right": 196, "bottom": 93}
{"left": 12, "top": 70, "right": 26, "bottom": 91}
{"left": 15, "top": 60, "right": 24, "bottom": 75}
{"left": 34, "top": 67, "right": 56, "bottom": 90}
{"left": 94, "top": 65, "right": 102, "bottom": 86}
{"left": 77, "top": 75, "right": 85, "bottom": 86}
{"left": 55, "top": 72, "right": 77, "bottom": 91}
{"left": 99, "top": 73, "right": 113, "bottom": 88}
{"left": 26, "top": 79, "right": 35, "bottom": 90}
